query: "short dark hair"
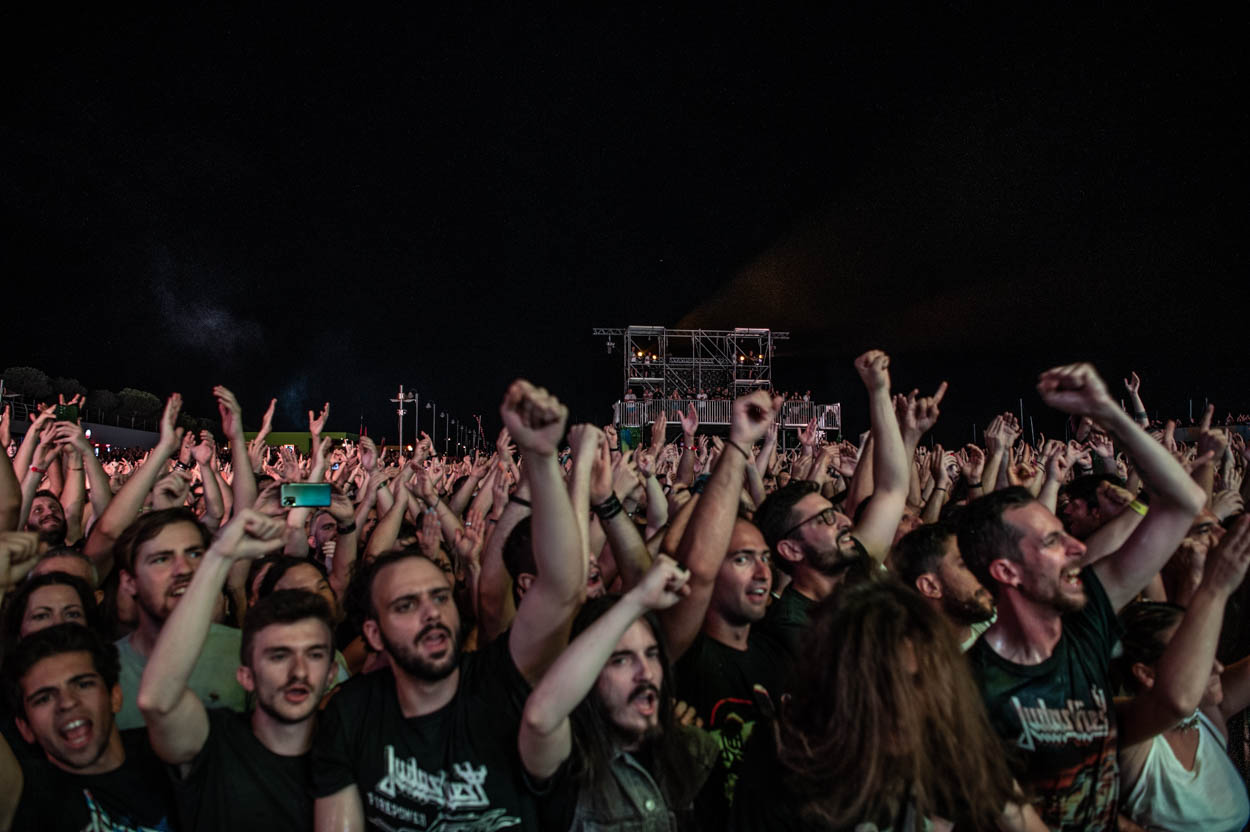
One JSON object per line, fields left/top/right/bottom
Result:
{"left": 892, "top": 522, "right": 956, "bottom": 589}
{"left": 32, "top": 489, "right": 62, "bottom": 505}
{"left": 957, "top": 487, "right": 1035, "bottom": 594}
{"left": 1113, "top": 601, "right": 1185, "bottom": 694}
{"left": 502, "top": 516, "right": 536, "bottom": 604}
{"left": 35, "top": 547, "right": 99, "bottom": 587}
{"left": 3, "top": 571, "right": 101, "bottom": 646}
{"left": 4, "top": 623, "right": 119, "bottom": 716}
{"left": 113, "top": 508, "right": 210, "bottom": 574}
{"left": 754, "top": 480, "right": 821, "bottom": 552}
{"left": 257, "top": 557, "right": 331, "bottom": 602}
{"left": 1062, "top": 473, "right": 1127, "bottom": 507}
{"left": 245, "top": 554, "right": 287, "bottom": 606}
{"left": 356, "top": 550, "right": 444, "bottom": 620}
{"left": 241, "top": 589, "right": 334, "bottom": 668}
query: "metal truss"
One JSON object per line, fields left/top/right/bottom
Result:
{"left": 592, "top": 326, "right": 791, "bottom": 398}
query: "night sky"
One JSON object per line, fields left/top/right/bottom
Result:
{"left": 4, "top": 8, "right": 1246, "bottom": 447}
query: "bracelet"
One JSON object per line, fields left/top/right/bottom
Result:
{"left": 967, "top": 481, "right": 982, "bottom": 488}
{"left": 934, "top": 486, "right": 948, "bottom": 492}
{"left": 30, "top": 465, "right": 47, "bottom": 474}
{"left": 724, "top": 441, "right": 752, "bottom": 463}
{"left": 1127, "top": 500, "right": 1148, "bottom": 516}
{"left": 174, "top": 460, "right": 193, "bottom": 471}
{"left": 591, "top": 492, "right": 623, "bottom": 520}
{"left": 509, "top": 496, "right": 531, "bottom": 508}
{"left": 336, "top": 521, "right": 357, "bottom": 534}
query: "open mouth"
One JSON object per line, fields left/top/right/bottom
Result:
{"left": 419, "top": 628, "right": 451, "bottom": 653}
{"left": 59, "top": 718, "right": 92, "bottom": 750}
{"left": 632, "top": 689, "right": 658, "bottom": 716}
{"left": 283, "top": 685, "right": 311, "bottom": 704}
{"left": 1061, "top": 568, "right": 1082, "bottom": 588}
{"left": 746, "top": 586, "right": 768, "bottom": 603}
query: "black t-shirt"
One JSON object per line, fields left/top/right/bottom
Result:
{"left": 311, "top": 630, "right": 535, "bottom": 830}
{"left": 759, "top": 584, "right": 815, "bottom": 659}
{"left": 12, "top": 727, "right": 179, "bottom": 831}
{"left": 171, "top": 707, "right": 310, "bottom": 832}
{"left": 967, "top": 567, "right": 1121, "bottom": 831}
{"left": 674, "top": 628, "right": 791, "bottom": 830}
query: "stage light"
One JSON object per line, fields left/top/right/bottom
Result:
{"left": 407, "top": 444, "right": 414, "bottom": 451}
{"left": 739, "top": 355, "right": 745, "bottom": 362}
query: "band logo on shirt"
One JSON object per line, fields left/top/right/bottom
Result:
{"left": 1010, "top": 686, "right": 1110, "bottom": 751}
{"left": 80, "top": 789, "right": 173, "bottom": 831}
{"left": 375, "top": 745, "right": 492, "bottom": 808}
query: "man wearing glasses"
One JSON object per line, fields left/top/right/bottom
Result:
{"left": 754, "top": 350, "right": 913, "bottom": 655}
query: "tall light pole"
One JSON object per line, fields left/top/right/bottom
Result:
{"left": 444, "top": 414, "right": 452, "bottom": 454}
{"left": 390, "top": 385, "right": 416, "bottom": 451}
{"left": 425, "top": 401, "right": 437, "bottom": 451}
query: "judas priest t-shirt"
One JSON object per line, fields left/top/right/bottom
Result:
{"left": 311, "top": 631, "right": 535, "bottom": 830}
{"left": 967, "top": 567, "right": 1122, "bottom": 831}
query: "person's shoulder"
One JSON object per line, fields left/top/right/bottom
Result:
{"left": 205, "top": 622, "right": 243, "bottom": 644}
{"left": 329, "top": 666, "right": 394, "bottom": 704}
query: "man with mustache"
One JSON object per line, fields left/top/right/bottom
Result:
{"left": 137, "top": 508, "right": 338, "bottom": 831}
{"left": 312, "top": 380, "right": 588, "bottom": 831}
{"left": 113, "top": 507, "right": 249, "bottom": 729}
{"left": 519, "top": 556, "right": 719, "bottom": 830}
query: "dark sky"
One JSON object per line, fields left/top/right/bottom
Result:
{"left": 3, "top": 8, "right": 1246, "bottom": 447}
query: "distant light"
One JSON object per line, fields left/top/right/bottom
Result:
{"left": 407, "top": 444, "right": 414, "bottom": 451}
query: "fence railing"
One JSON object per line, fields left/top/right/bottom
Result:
{"left": 613, "top": 399, "right": 841, "bottom": 431}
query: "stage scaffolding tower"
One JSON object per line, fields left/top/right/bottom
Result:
{"left": 591, "top": 326, "right": 790, "bottom": 399}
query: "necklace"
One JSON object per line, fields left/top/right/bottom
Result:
{"left": 1174, "top": 711, "right": 1201, "bottom": 732}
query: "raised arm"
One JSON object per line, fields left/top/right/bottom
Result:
{"left": 1037, "top": 364, "right": 1207, "bottom": 611}
{"left": 214, "top": 386, "right": 258, "bottom": 514}
{"left": 0, "top": 407, "right": 18, "bottom": 531}
{"left": 136, "top": 509, "right": 284, "bottom": 769}
{"left": 1119, "top": 515, "right": 1250, "bottom": 746}
{"left": 502, "top": 380, "right": 586, "bottom": 683}
{"left": 850, "top": 351, "right": 911, "bottom": 562}
{"left": 83, "top": 394, "right": 183, "bottom": 575}
{"left": 593, "top": 442, "right": 653, "bottom": 592}
{"left": 519, "top": 556, "right": 689, "bottom": 780}
{"left": 1123, "top": 371, "right": 1149, "bottom": 429}
{"left": 661, "top": 390, "right": 780, "bottom": 659}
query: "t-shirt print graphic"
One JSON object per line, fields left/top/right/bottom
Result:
{"left": 1011, "top": 686, "right": 1112, "bottom": 751}
{"left": 80, "top": 789, "right": 174, "bottom": 832}
{"left": 366, "top": 746, "right": 521, "bottom": 832}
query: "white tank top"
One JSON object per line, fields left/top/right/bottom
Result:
{"left": 1122, "top": 709, "right": 1250, "bottom": 832}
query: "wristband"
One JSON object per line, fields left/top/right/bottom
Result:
{"left": 966, "top": 481, "right": 983, "bottom": 488}
{"left": 509, "top": 496, "right": 531, "bottom": 508}
{"left": 30, "top": 465, "right": 47, "bottom": 474}
{"left": 174, "top": 460, "right": 193, "bottom": 472}
{"left": 934, "top": 486, "right": 948, "bottom": 492}
{"left": 724, "top": 441, "right": 752, "bottom": 463}
{"left": 1133, "top": 410, "right": 1148, "bottom": 419}
{"left": 592, "top": 492, "right": 623, "bottom": 520}
{"left": 1126, "top": 500, "right": 1148, "bottom": 516}
{"left": 336, "top": 521, "right": 357, "bottom": 534}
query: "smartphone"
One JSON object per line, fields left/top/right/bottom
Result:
{"left": 280, "top": 483, "right": 332, "bottom": 508}
{"left": 54, "top": 404, "right": 79, "bottom": 422}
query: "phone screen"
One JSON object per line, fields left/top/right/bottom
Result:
{"left": 280, "top": 483, "right": 333, "bottom": 507}
{"left": 54, "top": 404, "right": 80, "bottom": 422}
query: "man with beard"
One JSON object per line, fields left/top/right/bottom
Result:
{"left": 138, "top": 508, "right": 337, "bottom": 831}
{"left": 0, "top": 624, "right": 179, "bottom": 830}
{"left": 658, "top": 387, "right": 788, "bottom": 830}
{"left": 518, "top": 556, "right": 719, "bottom": 831}
{"left": 312, "top": 380, "right": 588, "bottom": 831}
{"left": 753, "top": 350, "right": 915, "bottom": 655}
{"left": 24, "top": 491, "right": 68, "bottom": 553}
{"left": 892, "top": 521, "right": 995, "bottom": 650}
{"left": 959, "top": 363, "right": 1207, "bottom": 831}
{"left": 113, "top": 507, "right": 248, "bottom": 729}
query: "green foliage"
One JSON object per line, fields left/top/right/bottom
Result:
{"left": 2, "top": 366, "right": 53, "bottom": 400}
{"left": 117, "top": 387, "right": 162, "bottom": 417}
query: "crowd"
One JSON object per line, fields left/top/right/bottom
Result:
{"left": 0, "top": 356, "right": 1248, "bottom": 831}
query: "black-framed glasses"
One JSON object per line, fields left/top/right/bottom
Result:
{"left": 780, "top": 506, "right": 839, "bottom": 539}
